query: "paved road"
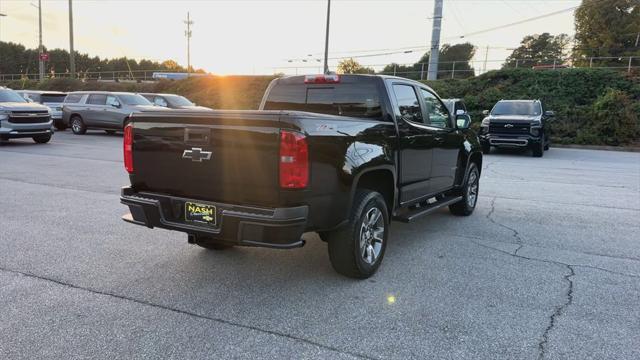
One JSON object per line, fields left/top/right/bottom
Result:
{"left": 1, "top": 131, "right": 639, "bottom": 360}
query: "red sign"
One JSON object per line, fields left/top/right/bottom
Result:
{"left": 39, "top": 53, "right": 49, "bottom": 61}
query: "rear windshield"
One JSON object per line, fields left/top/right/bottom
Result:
{"left": 166, "top": 95, "right": 194, "bottom": 107}
{"left": 0, "top": 89, "right": 27, "bottom": 103}
{"left": 118, "top": 94, "right": 152, "bottom": 106}
{"left": 491, "top": 101, "right": 541, "bottom": 116}
{"left": 41, "top": 94, "right": 67, "bottom": 103}
{"left": 263, "top": 78, "right": 383, "bottom": 119}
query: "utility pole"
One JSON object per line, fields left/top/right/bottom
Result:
{"left": 323, "top": 0, "right": 331, "bottom": 74}
{"left": 483, "top": 45, "right": 489, "bottom": 74}
{"left": 184, "top": 12, "right": 193, "bottom": 75}
{"left": 68, "top": 0, "right": 75, "bottom": 79}
{"left": 32, "top": 1, "right": 44, "bottom": 81}
{"left": 426, "top": 0, "right": 443, "bottom": 80}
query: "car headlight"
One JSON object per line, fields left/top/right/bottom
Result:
{"left": 481, "top": 117, "right": 490, "bottom": 126}
{"left": 0, "top": 111, "right": 8, "bottom": 121}
{"left": 530, "top": 119, "right": 541, "bottom": 127}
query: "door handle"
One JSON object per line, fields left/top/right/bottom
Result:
{"left": 434, "top": 136, "right": 444, "bottom": 142}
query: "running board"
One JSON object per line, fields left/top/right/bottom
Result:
{"left": 393, "top": 195, "right": 463, "bottom": 223}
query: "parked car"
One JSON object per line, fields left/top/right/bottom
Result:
{"left": 0, "top": 86, "right": 54, "bottom": 143}
{"left": 139, "top": 93, "right": 212, "bottom": 111}
{"left": 62, "top": 92, "right": 162, "bottom": 135}
{"left": 16, "top": 90, "right": 67, "bottom": 130}
{"left": 120, "top": 74, "right": 483, "bottom": 278}
{"left": 479, "top": 99, "right": 553, "bottom": 157}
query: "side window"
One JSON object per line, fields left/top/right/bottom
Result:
{"left": 64, "top": 94, "right": 83, "bottom": 103}
{"left": 420, "top": 89, "right": 451, "bottom": 128}
{"left": 106, "top": 95, "right": 120, "bottom": 107}
{"left": 154, "top": 96, "right": 168, "bottom": 107}
{"left": 392, "top": 84, "right": 423, "bottom": 124}
{"left": 87, "top": 94, "right": 107, "bottom": 105}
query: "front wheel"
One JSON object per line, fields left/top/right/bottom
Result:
{"left": 481, "top": 142, "right": 491, "bottom": 154}
{"left": 33, "top": 134, "right": 52, "bottom": 144}
{"left": 532, "top": 140, "right": 544, "bottom": 157}
{"left": 326, "top": 190, "right": 389, "bottom": 279}
{"left": 449, "top": 162, "right": 480, "bottom": 216}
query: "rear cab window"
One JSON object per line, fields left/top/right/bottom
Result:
{"left": 41, "top": 94, "right": 67, "bottom": 103}
{"left": 263, "top": 76, "right": 384, "bottom": 120}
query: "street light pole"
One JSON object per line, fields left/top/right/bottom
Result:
{"left": 323, "top": 0, "right": 331, "bottom": 74}
{"left": 37, "top": 0, "right": 44, "bottom": 81}
{"left": 68, "top": 0, "right": 75, "bottom": 79}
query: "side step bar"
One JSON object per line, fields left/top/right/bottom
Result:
{"left": 393, "top": 195, "right": 463, "bottom": 223}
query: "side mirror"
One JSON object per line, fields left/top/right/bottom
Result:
{"left": 544, "top": 110, "right": 555, "bottom": 117}
{"left": 482, "top": 110, "right": 489, "bottom": 116}
{"left": 455, "top": 109, "right": 465, "bottom": 116}
{"left": 111, "top": 102, "right": 121, "bottom": 108}
{"left": 26, "top": 98, "right": 34, "bottom": 103}
{"left": 456, "top": 114, "right": 471, "bottom": 129}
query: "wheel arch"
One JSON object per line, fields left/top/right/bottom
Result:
{"left": 349, "top": 166, "right": 397, "bottom": 219}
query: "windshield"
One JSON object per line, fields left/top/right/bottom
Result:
{"left": 0, "top": 89, "right": 28, "bottom": 103}
{"left": 118, "top": 94, "right": 152, "bottom": 106}
{"left": 491, "top": 101, "right": 541, "bottom": 116}
{"left": 41, "top": 94, "right": 67, "bottom": 103}
{"left": 166, "top": 95, "right": 194, "bottom": 107}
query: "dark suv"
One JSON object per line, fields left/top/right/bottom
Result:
{"left": 479, "top": 100, "right": 553, "bottom": 157}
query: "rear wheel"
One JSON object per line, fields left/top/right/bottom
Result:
{"left": 449, "top": 162, "right": 479, "bottom": 216}
{"left": 70, "top": 116, "right": 87, "bottom": 135}
{"left": 326, "top": 190, "right": 389, "bottom": 279}
{"left": 32, "top": 134, "right": 52, "bottom": 144}
{"left": 481, "top": 142, "right": 491, "bottom": 154}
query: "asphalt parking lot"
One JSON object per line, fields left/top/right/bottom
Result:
{"left": 1, "top": 130, "right": 639, "bottom": 359}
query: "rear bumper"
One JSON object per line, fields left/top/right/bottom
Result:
{"left": 120, "top": 187, "right": 308, "bottom": 249}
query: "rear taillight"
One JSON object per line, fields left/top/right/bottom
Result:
{"left": 279, "top": 130, "right": 308, "bottom": 189}
{"left": 304, "top": 74, "right": 340, "bottom": 84}
{"left": 123, "top": 123, "right": 134, "bottom": 173}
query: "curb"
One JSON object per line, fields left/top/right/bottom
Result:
{"left": 551, "top": 144, "right": 640, "bottom": 153}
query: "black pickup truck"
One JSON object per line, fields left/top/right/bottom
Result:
{"left": 121, "top": 74, "right": 483, "bottom": 278}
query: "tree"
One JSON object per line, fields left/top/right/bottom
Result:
{"left": 380, "top": 42, "right": 476, "bottom": 80}
{"left": 573, "top": 0, "right": 640, "bottom": 66}
{"left": 336, "top": 58, "right": 374, "bottom": 74}
{"left": 504, "top": 33, "right": 570, "bottom": 68}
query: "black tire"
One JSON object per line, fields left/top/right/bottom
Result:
{"left": 481, "top": 142, "right": 491, "bottom": 154}
{"left": 326, "top": 190, "right": 389, "bottom": 279}
{"left": 544, "top": 135, "right": 550, "bottom": 151}
{"left": 70, "top": 116, "right": 87, "bottom": 135}
{"left": 449, "top": 162, "right": 480, "bottom": 216}
{"left": 54, "top": 122, "right": 67, "bottom": 131}
{"left": 532, "top": 140, "right": 544, "bottom": 157}
{"left": 32, "top": 134, "right": 52, "bottom": 144}
{"left": 105, "top": 130, "right": 116, "bottom": 135}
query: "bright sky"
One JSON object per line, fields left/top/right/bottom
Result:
{"left": 0, "top": 0, "right": 581, "bottom": 75}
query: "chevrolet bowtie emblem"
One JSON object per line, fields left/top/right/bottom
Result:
{"left": 504, "top": 124, "right": 514, "bottom": 128}
{"left": 182, "top": 147, "right": 212, "bottom": 162}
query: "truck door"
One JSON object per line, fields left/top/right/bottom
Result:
{"left": 418, "top": 88, "right": 461, "bottom": 192}
{"left": 391, "top": 83, "right": 437, "bottom": 204}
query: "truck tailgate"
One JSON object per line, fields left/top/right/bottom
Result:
{"left": 129, "top": 111, "right": 282, "bottom": 207}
